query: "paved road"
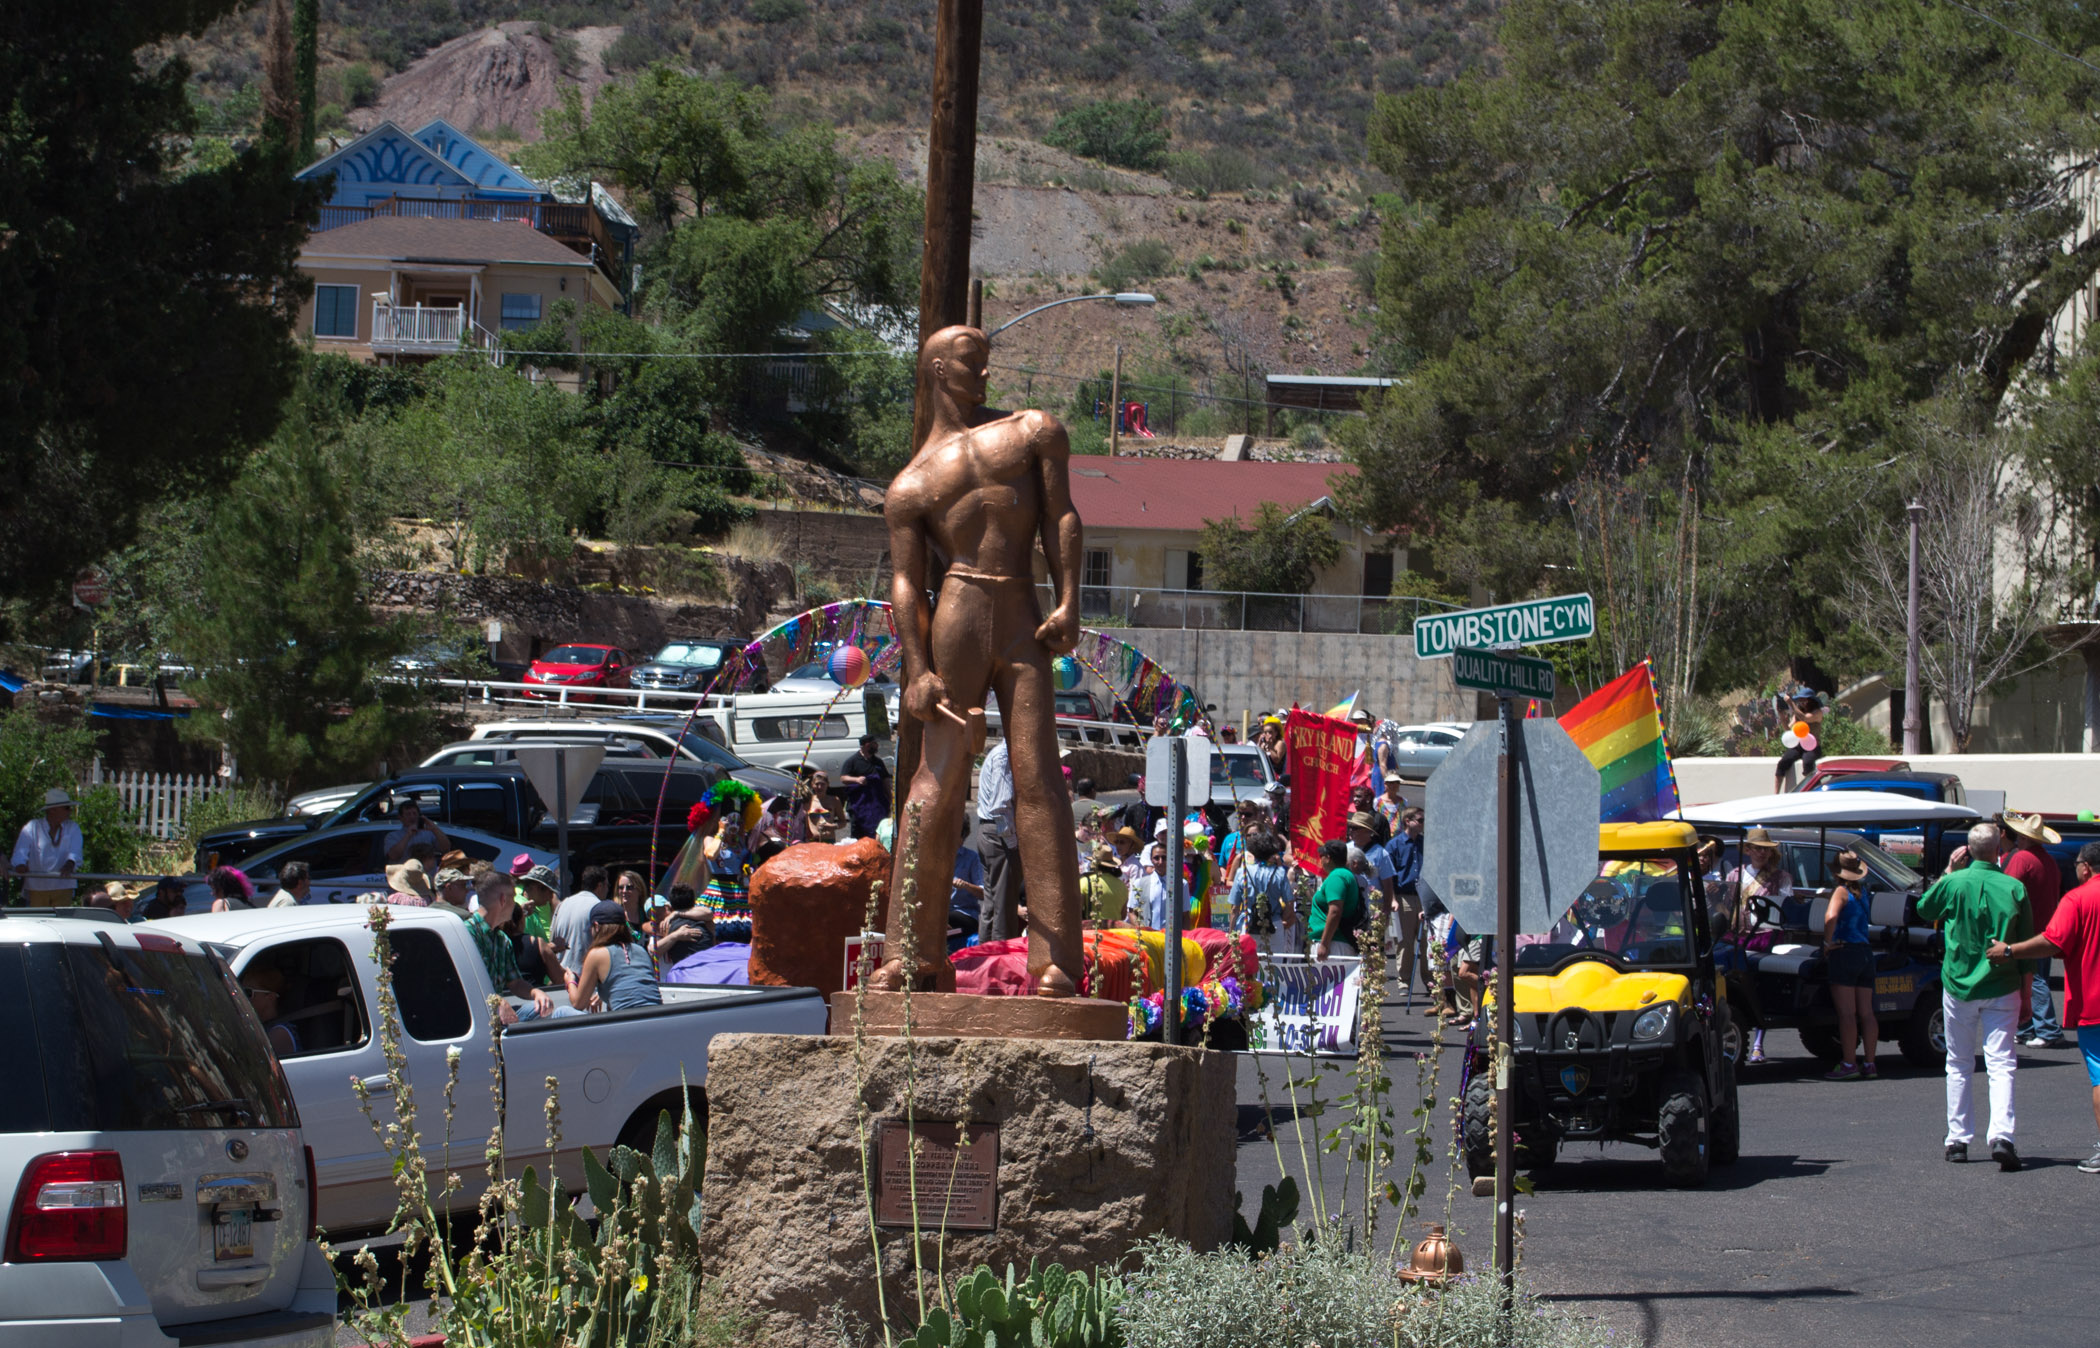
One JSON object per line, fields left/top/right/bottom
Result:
{"left": 1237, "top": 991, "right": 2100, "bottom": 1348}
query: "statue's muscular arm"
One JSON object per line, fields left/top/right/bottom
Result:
{"left": 1029, "top": 411, "right": 1081, "bottom": 654}
{"left": 886, "top": 475, "right": 947, "bottom": 720}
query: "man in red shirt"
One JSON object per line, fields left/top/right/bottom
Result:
{"left": 1991, "top": 840, "right": 2100, "bottom": 1173}
{"left": 2002, "top": 814, "right": 2065, "bottom": 1048}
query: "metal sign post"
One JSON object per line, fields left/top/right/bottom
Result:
{"left": 1423, "top": 708, "right": 1600, "bottom": 1299}
{"left": 1162, "top": 737, "right": 1187, "bottom": 1046}
{"left": 1493, "top": 694, "right": 1518, "bottom": 1298}
{"left": 515, "top": 743, "right": 605, "bottom": 896}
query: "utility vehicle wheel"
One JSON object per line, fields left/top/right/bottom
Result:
{"left": 1718, "top": 1009, "right": 1745, "bottom": 1069}
{"left": 1461, "top": 1072, "right": 1495, "bottom": 1180}
{"left": 1798, "top": 1025, "right": 1843, "bottom": 1065}
{"left": 1657, "top": 1070, "right": 1710, "bottom": 1188}
{"left": 1900, "top": 1002, "right": 1947, "bottom": 1071}
{"left": 1710, "top": 1066, "right": 1741, "bottom": 1167}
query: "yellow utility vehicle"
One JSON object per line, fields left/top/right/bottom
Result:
{"left": 1463, "top": 822, "right": 1740, "bottom": 1188}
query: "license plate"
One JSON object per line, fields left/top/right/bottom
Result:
{"left": 214, "top": 1207, "right": 253, "bottom": 1261}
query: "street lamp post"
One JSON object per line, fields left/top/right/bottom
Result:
{"left": 984, "top": 291, "right": 1156, "bottom": 341}
{"left": 1904, "top": 500, "right": 1925, "bottom": 756}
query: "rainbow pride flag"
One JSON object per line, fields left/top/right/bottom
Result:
{"left": 1559, "top": 662, "right": 1680, "bottom": 823}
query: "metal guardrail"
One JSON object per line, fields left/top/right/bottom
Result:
{"left": 1043, "top": 584, "right": 1463, "bottom": 634}
{"left": 414, "top": 675, "right": 722, "bottom": 714}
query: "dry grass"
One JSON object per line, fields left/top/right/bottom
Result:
{"left": 718, "top": 521, "right": 786, "bottom": 566}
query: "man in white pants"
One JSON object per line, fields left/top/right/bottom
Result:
{"left": 1918, "top": 822, "right": 2035, "bottom": 1170}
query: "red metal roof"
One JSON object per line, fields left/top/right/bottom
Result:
{"left": 1066, "top": 457, "right": 1351, "bottom": 532}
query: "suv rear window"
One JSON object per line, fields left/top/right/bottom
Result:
{"left": 20, "top": 936, "right": 300, "bottom": 1131}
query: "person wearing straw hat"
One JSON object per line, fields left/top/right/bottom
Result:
{"left": 385, "top": 858, "right": 436, "bottom": 907}
{"left": 1080, "top": 845, "right": 1128, "bottom": 928}
{"left": 1821, "top": 850, "right": 1881, "bottom": 1081}
{"left": 1729, "top": 827, "right": 1793, "bottom": 1063}
{"left": 11, "top": 787, "right": 83, "bottom": 907}
{"left": 2002, "top": 812, "right": 2067, "bottom": 1049}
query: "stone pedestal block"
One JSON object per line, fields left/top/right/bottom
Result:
{"left": 747, "top": 837, "right": 889, "bottom": 995}
{"left": 701, "top": 1033, "right": 1237, "bottom": 1346}
{"left": 829, "top": 991, "right": 1130, "bottom": 1041}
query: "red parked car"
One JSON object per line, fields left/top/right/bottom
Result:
{"left": 523, "top": 643, "right": 631, "bottom": 702}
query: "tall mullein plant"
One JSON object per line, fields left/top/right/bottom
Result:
{"left": 333, "top": 905, "right": 720, "bottom": 1348}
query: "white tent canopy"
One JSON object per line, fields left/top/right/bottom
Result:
{"left": 1670, "top": 790, "right": 1981, "bottom": 827}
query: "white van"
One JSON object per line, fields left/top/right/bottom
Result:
{"left": 472, "top": 686, "right": 893, "bottom": 779}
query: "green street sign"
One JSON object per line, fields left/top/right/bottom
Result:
{"left": 1412, "top": 592, "right": 1595, "bottom": 660}
{"left": 1451, "top": 647, "right": 1556, "bottom": 700}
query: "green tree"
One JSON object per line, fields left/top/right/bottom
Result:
{"left": 1045, "top": 99, "right": 1170, "bottom": 171}
{"left": 1344, "top": 0, "right": 2100, "bottom": 684}
{"left": 1199, "top": 502, "right": 1344, "bottom": 594}
{"left": 360, "top": 357, "right": 600, "bottom": 572}
{"left": 0, "top": 710, "right": 146, "bottom": 878}
{"left": 182, "top": 390, "right": 428, "bottom": 793}
{"left": 525, "top": 67, "right": 920, "bottom": 356}
{"left": 0, "top": 0, "right": 318, "bottom": 614}
{"left": 294, "top": 0, "right": 319, "bottom": 157}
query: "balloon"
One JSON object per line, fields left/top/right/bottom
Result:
{"left": 1780, "top": 731, "right": 1800, "bottom": 749}
{"left": 827, "top": 645, "right": 870, "bottom": 687}
{"left": 1052, "top": 654, "right": 1082, "bottom": 691}
{"left": 2081, "top": 810, "right": 2097, "bottom": 822}
{"left": 1799, "top": 733, "right": 1818, "bottom": 752}
{"left": 1792, "top": 720, "right": 1811, "bottom": 738}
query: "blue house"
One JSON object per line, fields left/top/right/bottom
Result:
{"left": 299, "top": 120, "right": 636, "bottom": 309}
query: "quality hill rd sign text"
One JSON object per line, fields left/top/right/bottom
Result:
{"left": 1452, "top": 647, "right": 1556, "bottom": 701}
{"left": 1411, "top": 593, "right": 1596, "bottom": 660}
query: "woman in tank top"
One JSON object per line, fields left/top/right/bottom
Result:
{"left": 567, "top": 901, "right": 663, "bottom": 1012}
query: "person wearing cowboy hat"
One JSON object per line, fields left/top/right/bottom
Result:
{"left": 1821, "top": 850, "right": 1882, "bottom": 1081}
{"left": 11, "top": 786, "right": 83, "bottom": 907}
{"left": 1080, "top": 845, "right": 1129, "bottom": 928}
{"left": 1729, "top": 828, "right": 1793, "bottom": 1063}
{"left": 2001, "top": 813, "right": 2068, "bottom": 1048}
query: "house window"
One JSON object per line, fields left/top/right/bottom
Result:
{"left": 313, "top": 284, "right": 358, "bottom": 339}
{"left": 1185, "top": 552, "right": 1204, "bottom": 592}
{"left": 1081, "top": 548, "right": 1112, "bottom": 618}
{"left": 1363, "top": 551, "right": 1395, "bottom": 597}
{"left": 500, "top": 292, "right": 543, "bottom": 331}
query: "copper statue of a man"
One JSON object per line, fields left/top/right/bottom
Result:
{"left": 870, "top": 324, "right": 1085, "bottom": 996}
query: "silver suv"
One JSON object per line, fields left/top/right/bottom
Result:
{"left": 0, "top": 913, "right": 334, "bottom": 1346}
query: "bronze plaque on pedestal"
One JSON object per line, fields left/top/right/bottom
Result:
{"left": 874, "top": 1120, "right": 999, "bottom": 1231}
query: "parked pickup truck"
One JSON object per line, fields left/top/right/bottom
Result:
{"left": 151, "top": 907, "right": 825, "bottom": 1239}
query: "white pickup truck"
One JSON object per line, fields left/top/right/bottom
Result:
{"left": 153, "top": 907, "right": 825, "bottom": 1239}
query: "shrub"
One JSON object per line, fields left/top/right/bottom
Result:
{"left": 0, "top": 709, "right": 148, "bottom": 877}
{"left": 1045, "top": 99, "right": 1169, "bottom": 171}
{"left": 1095, "top": 238, "right": 1175, "bottom": 291}
{"left": 341, "top": 62, "right": 379, "bottom": 108}
{"left": 1119, "top": 1237, "right": 1611, "bottom": 1348}
{"left": 746, "top": 0, "right": 808, "bottom": 23}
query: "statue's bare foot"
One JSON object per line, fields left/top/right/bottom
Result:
{"left": 867, "top": 958, "right": 943, "bottom": 992}
{"left": 1032, "top": 964, "right": 1078, "bottom": 998}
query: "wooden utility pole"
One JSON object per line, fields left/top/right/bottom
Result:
{"left": 1109, "top": 344, "right": 1124, "bottom": 457}
{"left": 899, "top": 0, "right": 985, "bottom": 856}
{"left": 915, "top": 0, "right": 984, "bottom": 360}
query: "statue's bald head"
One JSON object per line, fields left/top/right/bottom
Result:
{"left": 918, "top": 324, "right": 990, "bottom": 413}
{"left": 918, "top": 325, "right": 988, "bottom": 382}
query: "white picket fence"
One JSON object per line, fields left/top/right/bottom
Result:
{"left": 81, "top": 762, "right": 235, "bottom": 839}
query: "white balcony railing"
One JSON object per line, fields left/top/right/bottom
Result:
{"left": 370, "top": 301, "right": 501, "bottom": 360}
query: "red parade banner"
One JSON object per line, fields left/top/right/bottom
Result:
{"left": 1285, "top": 707, "right": 1358, "bottom": 875}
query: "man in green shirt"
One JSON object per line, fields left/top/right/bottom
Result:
{"left": 1310, "top": 838, "right": 1364, "bottom": 962}
{"left": 470, "top": 871, "right": 558, "bottom": 1023}
{"left": 1917, "top": 823, "right": 2033, "bottom": 1170}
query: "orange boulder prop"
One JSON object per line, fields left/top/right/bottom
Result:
{"left": 747, "top": 838, "right": 893, "bottom": 995}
